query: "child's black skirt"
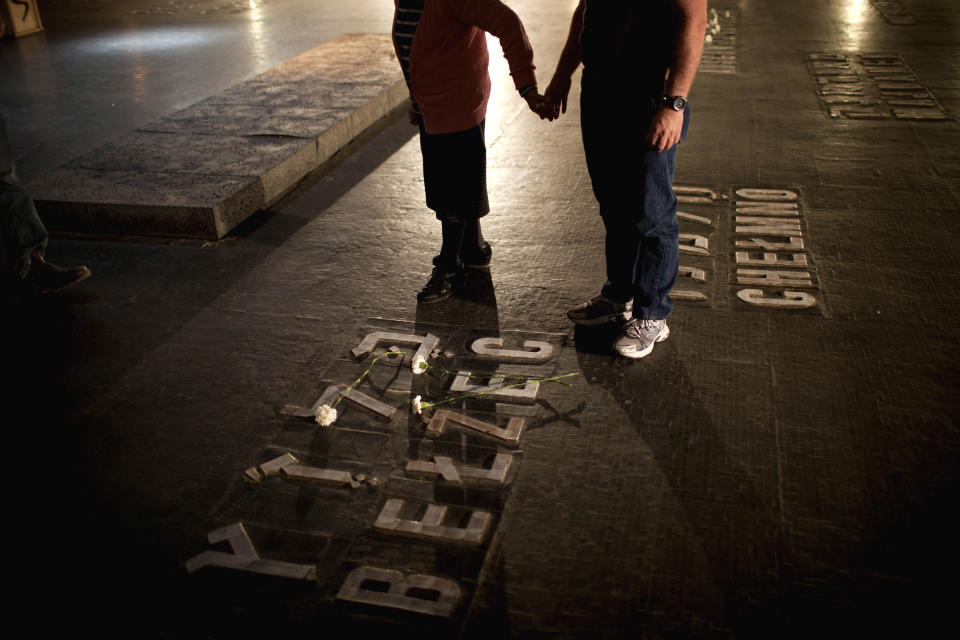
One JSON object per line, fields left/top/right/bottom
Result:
{"left": 418, "top": 121, "right": 490, "bottom": 221}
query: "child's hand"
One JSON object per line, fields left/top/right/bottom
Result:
{"left": 523, "top": 91, "right": 560, "bottom": 121}
{"left": 408, "top": 98, "right": 419, "bottom": 125}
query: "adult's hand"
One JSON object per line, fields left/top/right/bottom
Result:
{"left": 544, "top": 73, "right": 572, "bottom": 116}
{"left": 645, "top": 107, "right": 684, "bottom": 152}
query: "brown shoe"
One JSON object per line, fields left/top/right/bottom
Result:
{"left": 25, "top": 250, "right": 91, "bottom": 294}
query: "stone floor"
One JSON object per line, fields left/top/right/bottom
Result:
{"left": 2, "top": 1, "right": 958, "bottom": 637}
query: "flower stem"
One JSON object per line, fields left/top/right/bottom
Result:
{"left": 420, "top": 371, "right": 580, "bottom": 409}
{"left": 335, "top": 350, "right": 405, "bottom": 407}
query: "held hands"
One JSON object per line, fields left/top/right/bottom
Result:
{"left": 524, "top": 90, "right": 559, "bottom": 121}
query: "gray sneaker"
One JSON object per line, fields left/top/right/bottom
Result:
{"left": 567, "top": 295, "right": 633, "bottom": 325}
{"left": 614, "top": 318, "right": 670, "bottom": 359}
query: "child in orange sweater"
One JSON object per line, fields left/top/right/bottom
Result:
{"left": 393, "top": 0, "right": 553, "bottom": 302}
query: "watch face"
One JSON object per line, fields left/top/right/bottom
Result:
{"left": 662, "top": 95, "right": 686, "bottom": 111}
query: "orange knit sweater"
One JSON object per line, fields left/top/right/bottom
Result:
{"left": 392, "top": 0, "right": 537, "bottom": 134}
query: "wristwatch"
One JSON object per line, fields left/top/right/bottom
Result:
{"left": 660, "top": 95, "right": 688, "bottom": 111}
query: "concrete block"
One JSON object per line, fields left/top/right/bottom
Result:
{"left": 31, "top": 168, "right": 262, "bottom": 238}
{"left": 30, "top": 34, "right": 407, "bottom": 239}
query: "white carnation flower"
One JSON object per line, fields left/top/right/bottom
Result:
{"left": 315, "top": 404, "right": 338, "bottom": 427}
{"left": 412, "top": 355, "right": 428, "bottom": 375}
{"left": 411, "top": 395, "right": 422, "bottom": 415}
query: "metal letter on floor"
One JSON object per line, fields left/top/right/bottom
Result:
{"left": 374, "top": 498, "right": 492, "bottom": 544}
{"left": 470, "top": 337, "right": 555, "bottom": 363}
{"left": 284, "top": 383, "right": 396, "bottom": 421}
{"left": 185, "top": 523, "right": 316, "bottom": 580}
{"left": 425, "top": 409, "right": 526, "bottom": 445}
{"left": 351, "top": 331, "right": 440, "bottom": 364}
{"left": 406, "top": 453, "right": 514, "bottom": 486}
{"left": 737, "top": 289, "right": 817, "bottom": 308}
{"left": 449, "top": 370, "right": 539, "bottom": 404}
{"left": 337, "top": 566, "right": 459, "bottom": 617}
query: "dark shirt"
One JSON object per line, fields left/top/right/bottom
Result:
{"left": 580, "top": 0, "right": 677, "bottom": 93}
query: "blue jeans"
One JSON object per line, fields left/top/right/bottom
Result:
{"left": 1, "top": 113, "right": 47, "bottom": 283}
{"left": 580, "top": 71, "right": 689, "bottom": 320}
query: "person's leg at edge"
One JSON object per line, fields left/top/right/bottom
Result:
{"left": 460, "top": 121, "right": 492, "bottom": 268}
{"left": 416, "top": 121, "right": 489, "bottom": 302}
{"left": 460, "top": 218, "right": 492, "bottom": 267}
{"left": 614, "top": 104, "right": 689, "bottom": 358}
{"left": 632, "top": 103, "right": 688, "bottom": 321}
{"left": 630, "top": 143, "right": 679, "bottom": 321}
{"left": 1, "top": 114, "right": 47, "bottom": 284}
{"left": 566, "top": 68, "right": 637, "bottom": 325}
{"left": 417, "top": 215, "right": 465, "bottom": 304}
{"left": 1, "top": 113, "right": 90, "bottom": 294}
{"left": 437, "top": 218, "right": 465, "bottom": 271}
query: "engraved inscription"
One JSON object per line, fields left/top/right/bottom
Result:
{"left": 733, "top": 188, "right": 821, "bottom": 311}
{"left": 679, "top": 233, "right": 710, "bottom": 256}
{"left": 868, "top": 0, "right": 916, "bottom": 25}
{"left": 700, "top": 8, "right": 738, "bottom": 74}
{"left": 735, "top": 251, "right": 809, "bottom": 267}
{"left": 735, "top": 217, "right": 802, "bottom": 236}
{"left": 808, "top": 52, "right": 947, "bottom": 120}
{"left": 736, "top": 269, "right": 815, "bottom": 287}
{"left": 673, "top": 184, "right": 719, "bottom": 304}
{"left": 677, "top": 210, "right": 714, "bottom": 225}
{"left": 737, "top": 289, "right": 817, "bottom": 309}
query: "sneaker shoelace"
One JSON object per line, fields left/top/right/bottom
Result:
{"left": 640, "top": 319, "right": 662, "bottom": 332}
{"left": 624, "top": 319, "right": 660, "bottom": 341}
{"left": 623, "top": 318, "right": 644, "bottom": 339}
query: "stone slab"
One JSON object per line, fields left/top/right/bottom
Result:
{"left": 27, "top": 168, "right": 262, "bottom": 238}
{"left": 30, "top": 33, "right": 408, "bottom": 239}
